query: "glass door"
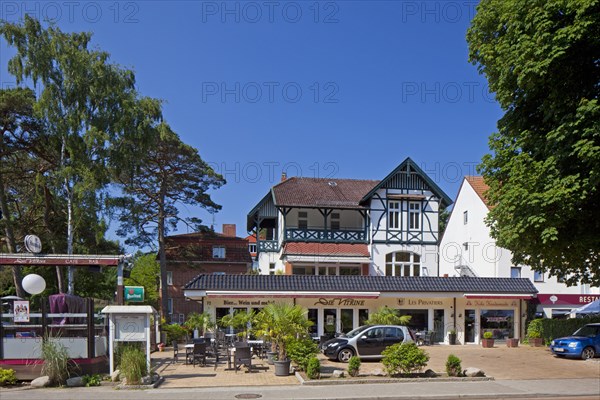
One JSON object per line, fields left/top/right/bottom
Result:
{"left": 465, "top": 309, "right": 476, "bottom": 343}
{"left": 340, "top": 309, "right": 354, "bottom": 334}
{"left": 433, "top": 309, "right": 445, "bottom": 342}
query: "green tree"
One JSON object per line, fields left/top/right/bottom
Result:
{"left": 114, "top": 123, "right": 225, "bottom": 319}
{"left": 123, "top": 253, "right": 160, "bottom": 309}
{"left": 0, "top": 16, "right": 160, "bottom": 294}
{"left": 468, "top": 0, "right": 600, "bottom": 285}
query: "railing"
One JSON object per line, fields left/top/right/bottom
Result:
{"left": 285, "top": 228, "right": 367, "bottom": 243}
{"left": 257, "top": 240, "right": 279, "bottom": 252}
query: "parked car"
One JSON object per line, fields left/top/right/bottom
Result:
{"left": 321, "top": 325, "right": 414, "bottom": 362}
{"left": 550, "top": 323, "right": 600, "bottom": 360}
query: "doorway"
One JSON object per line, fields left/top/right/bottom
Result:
{"left": 433, "top": 309, "right": 445, "bottom": 342}
{"left": 465, "top": 309, "right": 476, "bottom": 343}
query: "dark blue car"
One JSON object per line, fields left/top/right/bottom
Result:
{"left": 550, "top": 323, "right": 600, "bottom": 360}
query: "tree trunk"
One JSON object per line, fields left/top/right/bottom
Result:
{"left": 158, "top": 193, "right": 169, "bottom": 322}
{"left": 65, "top": 180, "right": 74, "bottom": 294}
{"left": 42, "top": 186, "right": 65, "bottom": 293}
{"left": 0, "top": 168, "right": 25, "bottom": 297}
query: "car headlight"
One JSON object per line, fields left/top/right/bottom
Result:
{"left": 551, "top": 340, "right": 555, "bottom": 346}
{"left": 568, "top": 342, "right": 579, "bottom": 348}
{"left": 328, "top": 342, "right": 341, "bottom": 348}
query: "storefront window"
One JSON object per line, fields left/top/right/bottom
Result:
{"left": 307, "top": 309, "right": 318, "bottom": 337}
{"left": 216, "top": 307, "right": 230, "bottom": 329}
{"left": 359, "top": 309, "right": 369, "bottom": 326}
{"left": 385, "top": 252, "right": 421, "bottom": 277}
{"left": 399, "top": 309, "right": 428, "bottom": 331}
{"left": 480, "top": 310, "right": 514, "bottom": 340}
{"left": 340, "top": 309, "right": 354, "bottom": 333}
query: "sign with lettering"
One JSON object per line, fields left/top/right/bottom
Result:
{"left": 314, "top": 298, "right": 366, "bottom": 306}
{"left": 537, "top": 294, "right": 600, "bottom": 305}
{"left": 465, "top": 299, "right": 518, "bottom": 307}
{"left": 124, "top": 286, "right": 144, "bottom": 302}
{"left": 398, "top": 299, "right": 445, "bottom": 307}
{"left": 223, "top": 300, "right": 275, "bottom": 306}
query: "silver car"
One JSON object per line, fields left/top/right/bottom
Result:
{"left": 321, "top": 325, "right": 415, "bottom": 362}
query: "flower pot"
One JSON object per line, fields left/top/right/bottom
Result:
{"left": 506, "top": 338, "right": 519, "bottom": 347}
{"left": 448, "top": 333, "right": 457, "bottom": 345}
{"left": 273, "top": 359, "right": 291, "bottom": 376}
{"left": 529, "top": 338, "right": 544, "bottom": 347}
{"left": 481, "top": 338, "right": 494, "bottom": 348}
{"left": 266, "top": 351, "right": 278, "bottom": 365}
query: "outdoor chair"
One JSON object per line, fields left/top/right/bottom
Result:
{"left": 234, "top": 341, "right": 249, "bottom": 348}
{"left": 233, "top": 346, "right": 253, "bottom": 372}
{"left": 172, "top": 340, "right": 180, "bottom": 362}
{"left": 423, "top": 331, "right": 435, "bottom": 346}
{"left": 188, "top": 342, "right": 207, "bottom": 367}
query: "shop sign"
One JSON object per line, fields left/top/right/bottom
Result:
{"left": 398, "top": 298, "right": 444, "bottom": 307}
{"left": 314, "top": 298, "right": 366, "bottom": 306}
{"left": 466, "top": 299, "right": 518, "bottom": 307}
{"left": 124, "top": 286, "right": 144, "bottom": 302}
{"left": 537, "top": 294, "right": 600, "bottom": 305}
{"left": 223, "top": 300, "right": 275, "bottom": 306}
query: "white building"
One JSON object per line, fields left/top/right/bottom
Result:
{"left": 439, "top": 176, "right": 600, "bottom": 318}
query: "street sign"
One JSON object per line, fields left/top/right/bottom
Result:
{"left": 124, "top": 286, "right": 145, "bottom": 302}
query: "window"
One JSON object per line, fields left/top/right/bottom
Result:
{"left": 510, "top": 267, "right": 521, "bottom": 278}
{"left": 534, "top": 271, "right": 544, "bottom": 282}
{"left": 463, "top": 210, "right": 468, "bottom": 225}
{"left": 409, "top": 202, "right": 421, "bottom": 230}
{"left": 212, "top": 246, "right": 226, "bottom": 259}
{"left": 269, "top": 262, "right": 276, "bottom": 275}
{"left": 388, "top": 201, "right": 400, "bottom": 229}
{"left": 385, "top": 251, "right": 421, "bottom": 277}
{"left": 292, "top": 265, "right": 315, "bottom": 275}
{"left": 248, "top": 243, "right": 257, "bottom": 253}
{"left": 167, "top": 271, "right": 173, "bottom": 285}
{"left": 298, "top": 211, "right": 308, "bottom": 229}
{"left": 167, "top": 298, "right": 173, "bottom": 314}
{"left": 331, "top": 212, "right": 340, "bottom": 230}
{"left": 179, "top": 313, "right": 185, "bottom": 324}
{"left": 557, "top": 274, "right": 565, "bottom": 283}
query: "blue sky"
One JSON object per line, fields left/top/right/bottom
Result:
{"left": 1, "top": 1, "right": 501, "bottom": 243}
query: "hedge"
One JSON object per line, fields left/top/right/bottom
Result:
{"left": 527, "top": 316, "right": 600, "bottom": 344}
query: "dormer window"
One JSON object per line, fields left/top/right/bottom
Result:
{"left": 212, "top": 246, "right": 226, "bottom": 259}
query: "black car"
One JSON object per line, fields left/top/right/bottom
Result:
{"left": 321, "top": 324, "right": 415, "bottom": 362}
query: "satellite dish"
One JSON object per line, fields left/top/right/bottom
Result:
{"left": 24, "top": 235, "right": 42, "bottom": 254}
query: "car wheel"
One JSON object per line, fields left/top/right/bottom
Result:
{"left": 337, "top": 348, "right": 354, "bottom": 363}
{"left": 581, "top": 347, "right": 595, "bottom": 360}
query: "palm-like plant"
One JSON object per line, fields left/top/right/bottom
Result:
{"left": 366, "top": 307, "right": 412, "bottom": 326}
{"left": 184, "top": 312, "right": 214, "bottom": 337}
{"left": 256, "top": 303, "right": 312, "bottom": 361}
{"left": 220, "top": 310, "right": 256, "bottom": 340}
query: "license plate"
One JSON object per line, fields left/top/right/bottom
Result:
{"left": 554, "top": 348, "right": 564, "bottom": 352}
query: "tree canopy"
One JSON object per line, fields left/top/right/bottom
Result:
{"left": 468, "top": 0, "right": 600, "bottom": 285}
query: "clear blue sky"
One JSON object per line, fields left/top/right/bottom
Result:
{"left": 1, "top": 1, "right": 501, "bottom": 243}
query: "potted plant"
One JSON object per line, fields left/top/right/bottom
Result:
{"left": 157, "top": 342, "right": 165, "bottom": 352}
{"left": 448, "top": 329, "right": 457, "bottom": 345}
{"left": 220, "top": 310, "right": 256, "bottom": 342}
{"left": 184, "top": 312, "right": 215, "bottom": 339}
{"left": 481, "top": 331, "right": 494, "bottom": 348}
{"left": 506, "top": 337, "right": 519, "bottom": 347}
{"left": 526, "top": 320, "right": 544, "bottom": 347}
{"left": 257, "top": 303, "right": 312, "bottom": 376}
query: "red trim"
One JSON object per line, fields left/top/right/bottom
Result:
{"left": 0, "top": 256, "right": 120, "bottom": 266}
{"left": 208, "top": 294, "right": 379, "bottom": 299}
{"left": 536, "top": 294, "right": 600, "bottom": 306}
{"left": 464, "top": 295, "right": 532, "bottom": 300}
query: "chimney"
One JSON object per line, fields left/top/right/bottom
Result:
{"left": 281, "top": 172, "right": 287, "bottom": 182}
{"left": 222, "top": 224, "right": 236, "bottom": 237}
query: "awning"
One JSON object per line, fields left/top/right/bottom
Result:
{"left": 464, "top": 294, "right": 534, "bottom": 300}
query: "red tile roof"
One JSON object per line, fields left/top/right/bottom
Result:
{"left": 165, "top": 231, "right": 251, "bottom": 263}
{"left": 282, "top": 242, "right": 370, "bottom": 257}
{"left": 273, "top": 177, "right": 379, "bottom": 208}
{"left": 466, "top": 176, "right": 492, "bottom": 209}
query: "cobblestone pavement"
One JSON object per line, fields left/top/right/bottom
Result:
{"left": 151, "top": 343, "right": 600, "bottom": 389}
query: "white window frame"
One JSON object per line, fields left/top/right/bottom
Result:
{"left": 167, "top": 271, "right": 173, "bottom": 285}
{"left": 409, "top": 202, "right": 421, "bottom": 230}
{"left": 533, "top": 270, "right": 544, "bottom": 282}
{"left": 212, "top": 246, "right": 226, "bottom": 259}
{"left": 385, "top": 252, "right": 421, "bottom": 277}
{"left": 248, "top": 243, "right": 257, "bottom": 253}
{"left": 388, "top": 201, "right": 400, "bottom": 229}
{"left": 167, "top": 298, "right": 173, "bottom": 315}
{"left": 510, "top": 266, "right": 521, "bottom": 278}
{"left": 269, "top": 262, "right": 276, "bottom": 275}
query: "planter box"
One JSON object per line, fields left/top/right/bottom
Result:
{"left": 529, "top": 338, "right": 544, "bottom": 347}
{"left": 481, "top": 338, "right": 494, "bottom": 348}
{"left": 506, "top": 338, "right": 519, "bottom": 347}
{"left": 448, "top": 333, "right": 457, "bottom": 345}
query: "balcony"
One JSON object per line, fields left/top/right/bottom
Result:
{"left": 285, "top": 228, "right": 367, "bottom": 243}
{"left": 257, "top": 240, "right": 279, "bottom": 252}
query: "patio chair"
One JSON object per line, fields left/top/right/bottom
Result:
{"left": 423, "top": 331, "right": 435, "bottom": 346}
{"left": 188, "top": 342, "right": 207, "bottom": 367}
{"left": 172, "top": 340, "right": 180, "bottom": 362}
{"left": 233, "top": 346, "right": 253, "bottom": 373}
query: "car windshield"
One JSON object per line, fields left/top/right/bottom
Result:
{"left": 573, "top": 325, "right": 598, "bottom": 338}
{"left": 345, "top": 325, "right": 371, "bottom": 339}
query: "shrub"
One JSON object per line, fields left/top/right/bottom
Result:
{"left": 445, "top": 354, "right": 462, "bottom": 377}
{"left": 41, "top": 338, "right": 71, "bottom": 386}
{"left": 526, "top": 316, "right": 600, "bottom": 344}
{"left": 82, "top": 374, "right": 102, "bottom": 387}
{"left": 118, "top": 344, "right": 148, "bottom": 385}
{"left": 381, "top": 342, "right": 429, "bottom": 376}
{"left": 162, "top": 323, "right": 188, "bottom": 343}
{"left": 0, "top": 368, "right": 17, "bottom": 386}
{"left": 483, "top": 331, "right": 493, "bottom": 339}
{"left": 287, "top": 337, "right": 318, "bottom": 371}
{"left": 306, "top": 357, "right": 321, "bottom": 380}
{"left": 347, "top": 356, "right": 361, "bottom": 377}
{"left": 526, "top": 319, "right": 543, "bottom": 340}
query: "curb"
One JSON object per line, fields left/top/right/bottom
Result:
{"left": 296, "top": 371, "right": 495, "bottom": 386}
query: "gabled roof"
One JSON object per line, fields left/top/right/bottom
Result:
{"left": 184, "top": 274, "right": 538, "bottom": 294}
{"left": 165, "top": 231, "right": 251, "bottom": 264}
{"left": 465, "top": 176, "right": 492, "bottom": 209}
{"left": 272, "top": 177, "right": 379, "bottom": 209}
{"left": 360, "top": 157, "right": 453, "bottom": 206}
{"left": 282, "top": 242, "right": 370, "bottom": 257}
